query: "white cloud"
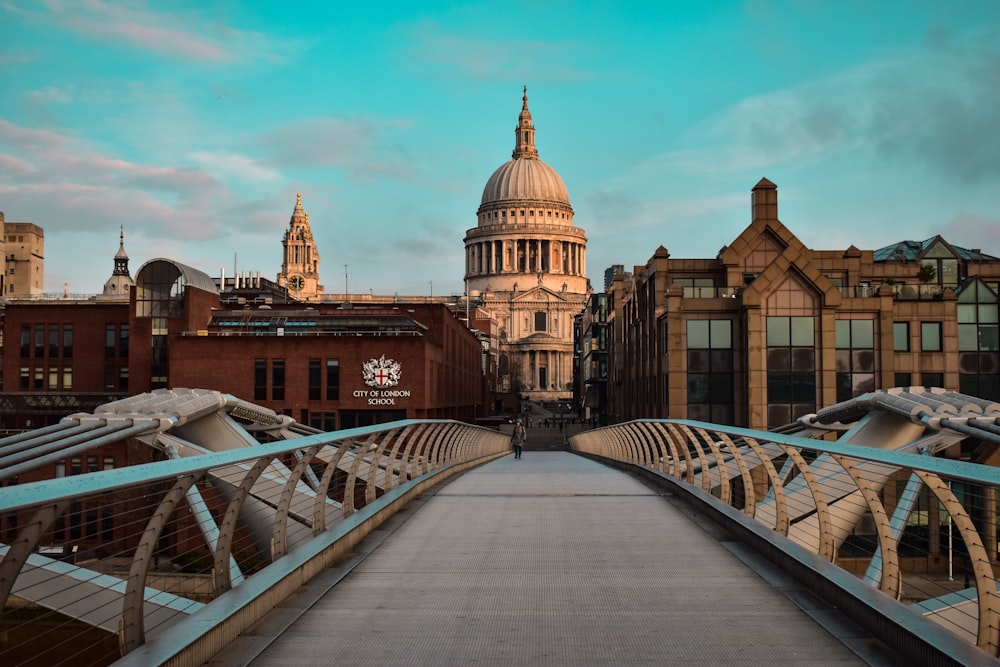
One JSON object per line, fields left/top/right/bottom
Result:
{"left": 189, "top": 150, "right": 280, "bottom": 183}
{"left": 5, "top": 0, "right": 297, "bottom": 64}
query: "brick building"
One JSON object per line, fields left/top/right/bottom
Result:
{"left": 599, "top": 178, "right": 1000, "bottom": 429}
{"left": 127, "top": 259, "right": 492, "bottom": 429}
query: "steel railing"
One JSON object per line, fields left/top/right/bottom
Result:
{"left": 569, "top": 411, "right": 1000, "bottom": 663}
{"left": 0, "top": 413, "right": 509, "bottom": 666}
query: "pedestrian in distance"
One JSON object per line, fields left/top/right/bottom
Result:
{"left": 512, "top": 418, "right": 526, "bottom": 459}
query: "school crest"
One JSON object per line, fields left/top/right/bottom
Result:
{"left": 362, "top": 355, "right": 402, "bottom": 388}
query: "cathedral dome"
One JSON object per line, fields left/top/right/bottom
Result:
{"left": 480, "top": 157, "right": 570, "bottom": 207}
{"left": 477, "top": 87, "right": 573, "bottom": 216}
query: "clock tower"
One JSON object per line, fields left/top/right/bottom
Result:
{"left": 278, "top": 193, "right": 324, "bottom": 301}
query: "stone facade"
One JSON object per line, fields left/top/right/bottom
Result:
{"left": 464, "top": 88, "right": 590, "bottom": 401}
{"left": 277, "top": 193, "right": 324, "bottom": 301}
{"left": 1, "top": 212, "right": 45, "bottom": 297}
{"left": 604, "top": 178, "right": 1000, "bottom": 430}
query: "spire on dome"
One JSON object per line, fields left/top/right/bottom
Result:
{"left": 115, "top": 225, "right": 128, "bottom": 261}
{"left": 512, "top": 85, "right": 538, "bottom": 160}
{"left": 102, "top": 224, "right": 134, "bottom": 298}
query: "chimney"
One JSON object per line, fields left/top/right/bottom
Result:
{"left": 751, "top": 177, "right": 778, "bottom": 222}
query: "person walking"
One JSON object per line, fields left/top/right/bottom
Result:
{"left": 512, "top": 418, "right": 526, "bottom": 459}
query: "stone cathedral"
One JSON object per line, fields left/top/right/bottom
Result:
{"left": 464, "top": 88, "right": 590, "bottom": 401}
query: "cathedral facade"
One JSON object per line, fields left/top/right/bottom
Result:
{"left": 464, "top": 88, "right": 590, "bottom": 401}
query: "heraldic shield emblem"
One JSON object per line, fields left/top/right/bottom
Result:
{"left": 362, "top": 355, "right": 402, "bottom": 388}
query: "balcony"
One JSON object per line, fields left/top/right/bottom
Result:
{"left": 680, "top": 286, "right": 740, "bottom": 299}
{"left": 893, "top": 283, "right": 946, "bottom": 300}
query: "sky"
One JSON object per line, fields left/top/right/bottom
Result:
{"left": 1, "top": 1, "right": 998, "bottom": 297}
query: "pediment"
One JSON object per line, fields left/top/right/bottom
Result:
{"left": 742, "top": 253, "right": 841, "bottom": 308}
{"left": 511, "top": 286, "right": 570, "bottom": 303}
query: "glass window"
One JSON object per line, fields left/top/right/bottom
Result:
{"left": 119, "top": 324, "right": 129, "bottom": 358}
{"left": 957, "top": 280, "right": 1000, "bottom": 399}
{"left": 687, "top": 320, "right": 734, "bottom": 425}
{"left": 851, "top": 320, "right": 874, "bottom": 348}
{"left": 687, "top": 321, "right": 709, "bottom": 349}
{"left": 272, "top": 360, "right": 285, "bottom": 401}
{"left": 63, "top": 324, "right": 73, "bottom": 358}
{"left": 534, "top": 311, "right": 547, "bottom": 332}
{"left": 254, "top": 359, "right": 267, "bottom": 401}
{"left": 106, "top": 324, "right": 116, "bottom": 357}
{"left": 710, "top": 320, "right": 731, "bottom": 348}
{"left": 958, "top": 324, "right": 978, "bottom": 351}
{"left": 790, "top": 317, "right": 814, "bottom": 346}
{"left": 894, "top": 373, "right": 912, "bottom": 387}
{"left": 835, "top": 320, "right": 850, "bottom": 349}
{"left": 48, "top": 324, "right": 59, "bottom": 357}
{"left": 326, "top": 359, "right": 340, "bottom": 401}
{"left": 923, "top": 372, "right": 944, "bottom": 389}
{"left": 921, "top": 322, "right": 942, "bottom": 351}
{"left": 941, "top": 259, "right": 958, "bottom": 286}
{"left": 309, "top": 359, "right": 321, "bottom": 401}
{"left": 893, "top": 322, "right": 909, "bottom": 351}
{"left": 767, "top": 317, "right": 789, "bottom": 346}
{"left": 767, "top": 316, "right": 816, "bottom": 426}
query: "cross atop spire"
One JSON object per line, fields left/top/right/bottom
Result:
{"left": 512, "top": 85, "right": 538, "bottom": 160}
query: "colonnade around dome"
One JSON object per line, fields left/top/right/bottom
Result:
{"left": 465, "top": 238, "right": 587, "bottom": 280}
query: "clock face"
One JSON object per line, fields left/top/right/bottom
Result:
{"left": 289, "top": 275, "right": 304, "bottom": 290}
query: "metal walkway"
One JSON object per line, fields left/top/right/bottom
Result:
{"left": 220, "top": 453, "right": 877, "bottom": 666}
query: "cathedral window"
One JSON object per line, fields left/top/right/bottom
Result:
{"left": 535, "top": 311, "right": 547, "bottom": 332}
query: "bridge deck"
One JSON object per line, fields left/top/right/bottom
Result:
{"left": 219, "top": 452, "right": 893, "bottom": 666}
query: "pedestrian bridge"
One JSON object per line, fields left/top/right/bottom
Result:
{"left": 1, "top": 387, "right": 1000, "bottom": 665}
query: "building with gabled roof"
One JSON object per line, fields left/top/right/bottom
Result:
{"left": 602, "top": 178, "right": 1000, "bottom": 430}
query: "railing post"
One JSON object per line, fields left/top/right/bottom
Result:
{"left": 121, "top": 473, "right": 203, "bottom": 655}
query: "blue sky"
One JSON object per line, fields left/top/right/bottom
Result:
{"left": 1, "top": 1, "right": 998, "bottom": 296}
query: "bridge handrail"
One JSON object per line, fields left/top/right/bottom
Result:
{"left": 570, "top": 417, "right": 1000, "bottom": 663}
{"left": 0, "top": 417, "right": 510, "bottom": 665}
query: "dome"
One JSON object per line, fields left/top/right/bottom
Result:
{"left": 480, "top": 158, "right": 570, "bottom": 207}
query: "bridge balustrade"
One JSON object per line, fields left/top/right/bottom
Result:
{"left": 570, "top": 416, "right": 1000, "bottom": 660}
{"left": 0, "top": 403, "right": 509, "bottom": 666}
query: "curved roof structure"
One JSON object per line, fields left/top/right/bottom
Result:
{"left": 478, "top": 87, "right": 572, "bottom": 211}
{"left": 480, "top": 158, "right": 570, "bottom": 207}
{"left": 136, "top": 258, "right": 218, "bottom": 294}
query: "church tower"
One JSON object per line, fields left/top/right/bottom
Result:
{"left": 464, "top": 88, "right": 590, "bottom": 401}
{"left": 100, "top": 225, "right": 134, "bottom": 300}
{"left": 278, "top": 193, "right": 323, "bottom": 301}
